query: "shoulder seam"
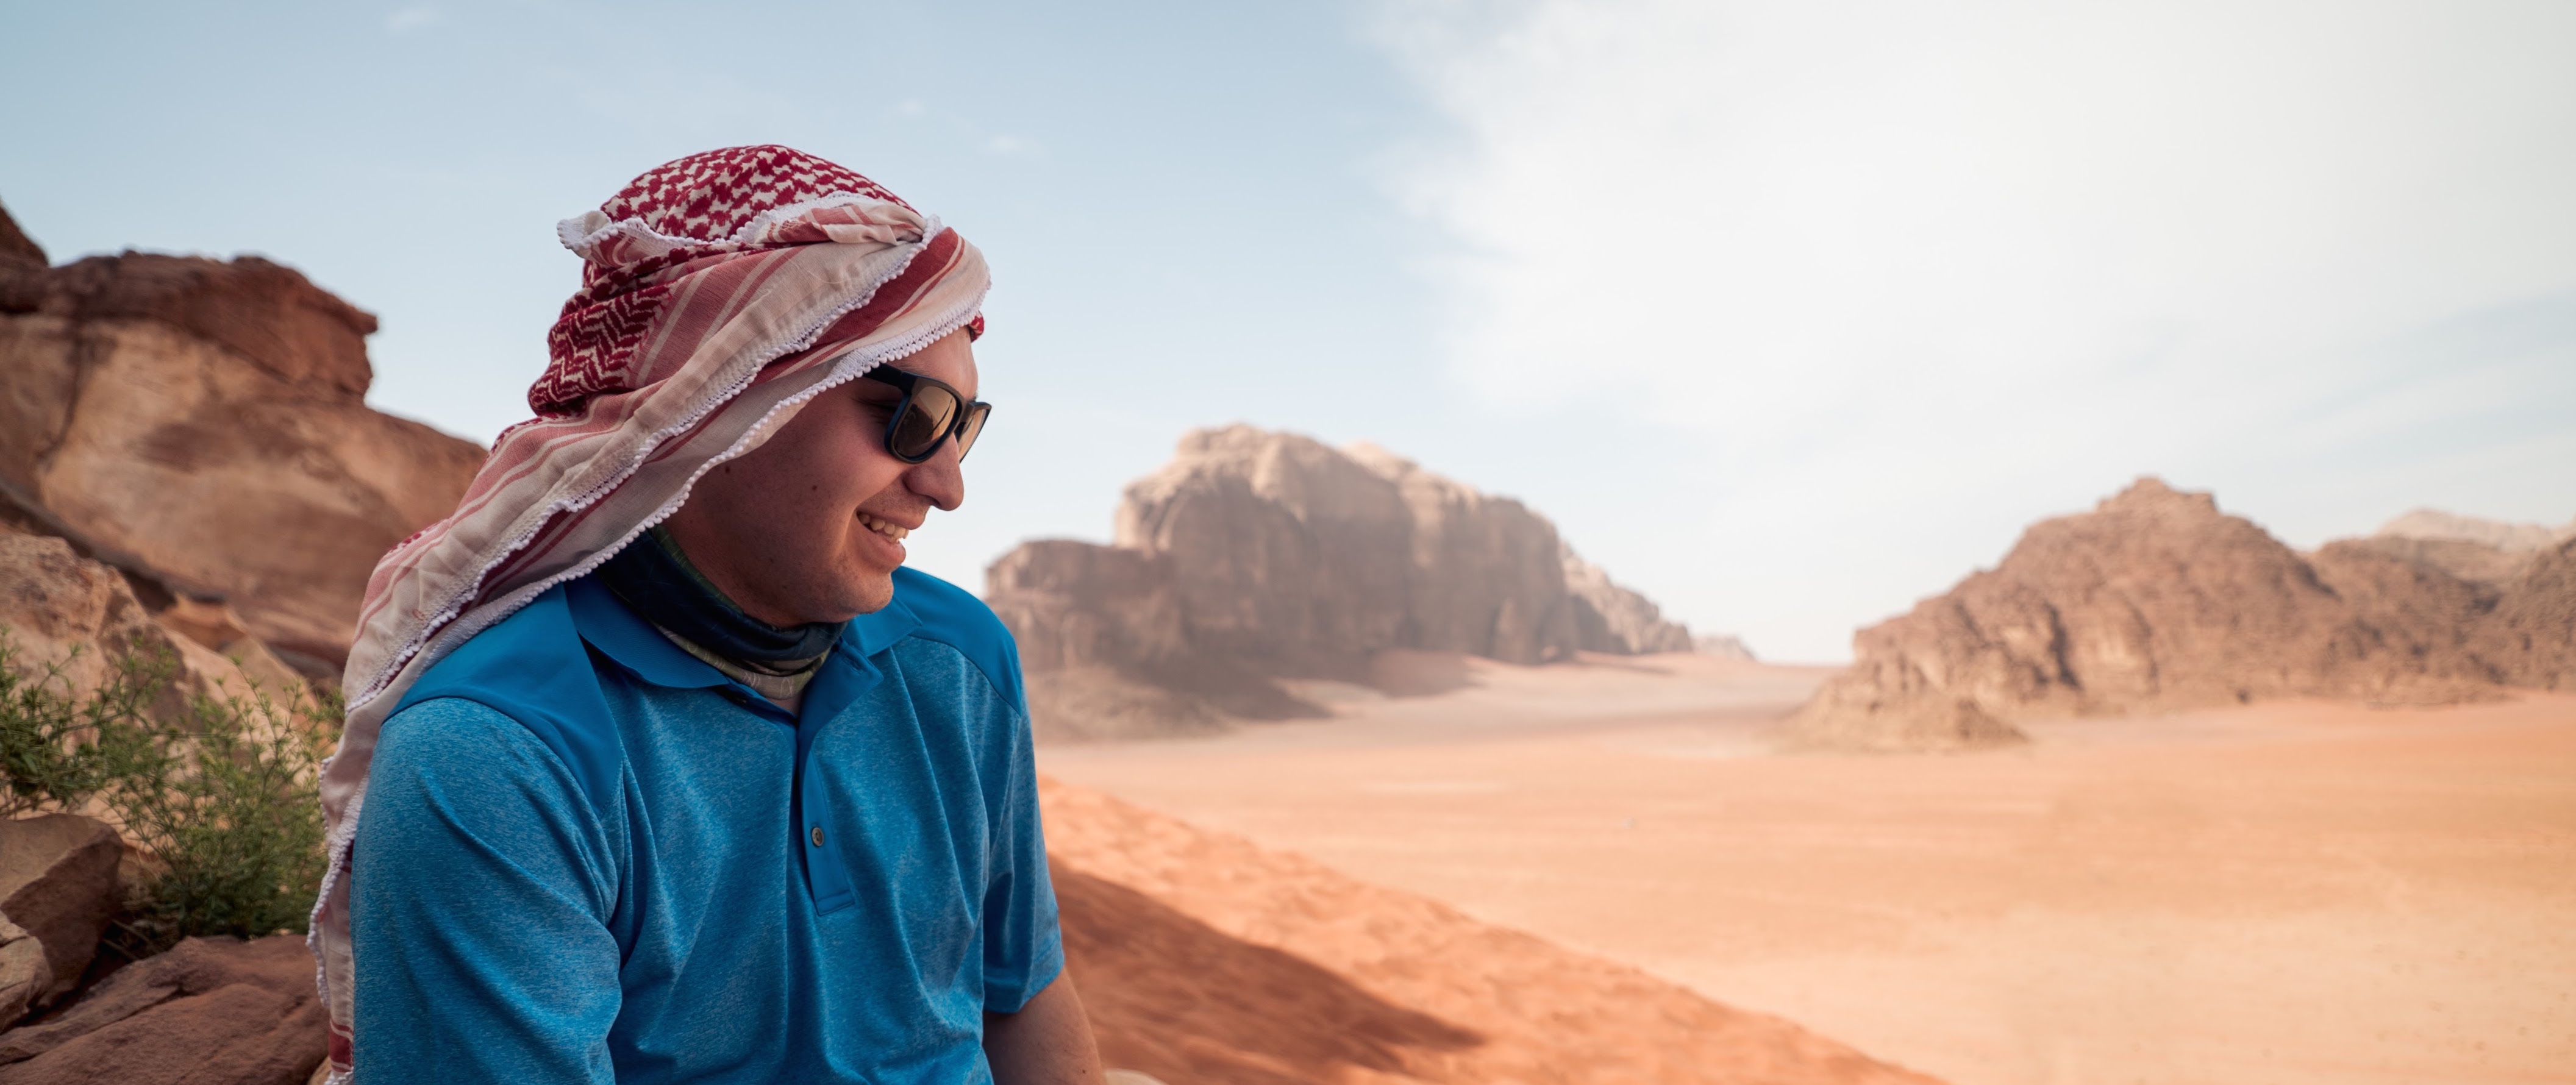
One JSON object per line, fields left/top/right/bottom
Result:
{"left": 385, "top": 693, "right": 630, "bottom": 817}
{"left": 891, "top": 631, "right": 1024, "bottom": 721}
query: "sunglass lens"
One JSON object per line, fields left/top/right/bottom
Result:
{"left": 888, "top": 388, "right": 958, "bottom": 460}
{"left": 953, "top": 402, "right": 990, "bottom": 461}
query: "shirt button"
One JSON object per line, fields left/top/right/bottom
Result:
{"left": 809, "top": 825, "right": 825, "bottom": 847}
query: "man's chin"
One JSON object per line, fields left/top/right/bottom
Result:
{"left": 838, "top": 569, "right": 899, "bottom": 617}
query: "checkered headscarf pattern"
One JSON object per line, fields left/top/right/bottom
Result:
{"left": 536, "top": 146, "right": 940, "bottom": 416}
{"left": 595, "top": 144, "right": 911, "bottom": 263}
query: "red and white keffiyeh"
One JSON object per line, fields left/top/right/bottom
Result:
{"left": 309, "top": 146, "right": 990, "bottom": 1080}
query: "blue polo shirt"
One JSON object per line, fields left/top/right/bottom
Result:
{"left": 349, "top": 568, "right": 1061, "bottom": 1084}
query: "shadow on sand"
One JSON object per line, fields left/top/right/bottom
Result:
{"left": 1054, "top": 867, "right": 1484, "bottom": 1084}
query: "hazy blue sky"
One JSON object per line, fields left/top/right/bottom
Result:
{"left": 7, "top": 1, "right": 2572, "bottom": 661}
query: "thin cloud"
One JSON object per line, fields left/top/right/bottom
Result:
{"left": 985, "top": 133, "right": 1041, "bottom": 157}
{"left": 385, "top": 6, "right": 441, "bottom": 32}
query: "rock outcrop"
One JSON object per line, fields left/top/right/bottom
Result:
{"left": 0, "top": 936, "right": 326, "bottom": 1085}
{"left": 1790, "top": 478, "right": 2572, "bottom": 750}
{"left": 2470, "top": 534, "right": 2576, "bottom": 690}
{"left": 0, "top": 199, "right": 484, "bottom": 677}
{"left": 0, "top": 532, "right": 302, "bottom": 705}
{"left": 1561, "top": 546, "right": 1697, "bottom": 655}
{"left": 987, "top": 426, "right": 1708, "bottom": 740}
{"left": 0, "top": 816, "right": 123, "bottom": 1019}
{"left": 1694, "top": 634, "right": 1757, "bottom": 661}
{"left": 0, "top": 919, "right": 44, "bottom": 1027}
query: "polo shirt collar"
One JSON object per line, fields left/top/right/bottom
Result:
{"left": 566, "top": 577, "right": 730, "bottom": 688}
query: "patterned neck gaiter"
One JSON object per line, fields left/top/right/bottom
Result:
{"left": 595, "top": 525, "right": 838, "bottom": 667}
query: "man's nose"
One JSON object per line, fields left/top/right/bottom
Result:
{"left": 905, "top": 443, "right": 966, "bottom": 511}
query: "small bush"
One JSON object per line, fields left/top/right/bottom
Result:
{"left": 0, "top": 637, "right": 168, "bottom": 817}
{"left": 0, "top": 630, "right": 334, "bottom": 952}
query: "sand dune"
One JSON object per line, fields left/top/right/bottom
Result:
{"left": 1043, "top": 654, "right": 2576, "bottom": 1085}
{"left": 1044, "top": 777, "right": 1941, "bottom": 1085}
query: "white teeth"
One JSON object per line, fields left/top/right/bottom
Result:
{"left": 857, "top": 512, "right": 909, "bottom": 540}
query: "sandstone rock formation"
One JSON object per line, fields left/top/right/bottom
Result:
{"left": 0, "top": 919, "right": 44, "bottom": 1027}
{"left": 0, "top": 816, "right": 123, "bottom": 1019}
{"left": 1790, "top": 478, "right": 2574, "bottom": 750}
{"left": 0, "top": 199, "right": 483, "bottom": 677}
{"left": 987, "top": 426, "right": 1708, "bottom": 741}
{"left": 2469, "top": 533, "right": 2576, "bottom": 690}
{"left": 1561, "top": 545, "right": 1697, "bottom": 655}
{"left": 0, "top": 532, "right": 302, "bottom": 706}
{"left": 1694, "top": 634, "right": 1757, "bottom": 661}
{"left": 0, "top": 935, "right": 326, "bottom": 1085}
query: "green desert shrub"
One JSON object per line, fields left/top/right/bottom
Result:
{"left": 0, "top": 637, "right": 166, "bottom": 817}
{"left": 0, "top": 630, "right": 334, "bottom": 952}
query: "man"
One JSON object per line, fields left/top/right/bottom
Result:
{"left": 308, "top": 147, "right": 1104, "bottom": 1084}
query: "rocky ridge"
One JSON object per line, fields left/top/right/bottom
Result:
{"left": 0, "top": 201, "right": 483, "bottom": 677}
{"left": 1790, "top": 478, "right": 2576, "bottom": 750}
{"left": 987, "top": 425, "right": 1708, "bottom": 741}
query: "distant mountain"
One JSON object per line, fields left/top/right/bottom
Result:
{"left": 2376, "top": 508, "right": 2574, "bottom": 552}
{"left": 1789, "top": 478, "right": 2575, "bottom": 751}
{"left": 985, "top": 425, "right": 1719, "bottom": 742}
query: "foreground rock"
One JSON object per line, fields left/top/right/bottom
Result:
{"left": 989, "top": 427, "right": 1711, "bottom": 740}
{"left": 0, "top": 936, "right": 324, "bottom": 1085}
{"left": 0, "top": 199, "right": 483, "bottom": 677}
{"left": 1044, "top": 779, "right": 1941, "bottom": 1085}
{"left": 0, "top": 816, "right": 123, "bottom": 1019}
{"left": 1791, "top": 479, "right": 2574, "bottom": 750}
{"left": 0, "top": 919, "right": 43, "bottom": 1026}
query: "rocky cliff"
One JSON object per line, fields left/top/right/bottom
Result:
{"left": 987, "top": 426, "right": 1705, "bottom": 741}
{"left": 1789, "top": 478, "right": 2574, "bottom": 750}
{"left": 0, "top": 201, "right": 483, "bottom": 677}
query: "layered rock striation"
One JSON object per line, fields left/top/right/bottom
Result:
{"left": 0, "top": 200, "right": 483, "bottom": 677}
{"left": 1791, "top": 478, "right": 2576, "bottom": 750}
{"left": 987, "top": 426, "right": 1705, "bottom": 740}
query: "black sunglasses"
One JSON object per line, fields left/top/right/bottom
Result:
{"left": 860, "top": 366, "right": 991, "bottom": 464}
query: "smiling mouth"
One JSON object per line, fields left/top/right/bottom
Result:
{"left": 857, "top": 511, "right": 911, "bottom": 541}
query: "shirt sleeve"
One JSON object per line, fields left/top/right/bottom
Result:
{"left": 351, "top": 697, "right": 626, "bottom": 1084}
{"left": 979, "top": 705, "right": 1064, "bottom": 1013}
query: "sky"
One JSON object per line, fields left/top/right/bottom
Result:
{"left": 5, "top": 1, "right": 2572, "bottom": 661}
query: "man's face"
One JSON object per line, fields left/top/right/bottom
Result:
{"left": 661, "top": 329, "right": 977, "bottom": 626}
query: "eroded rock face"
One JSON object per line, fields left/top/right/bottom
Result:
{"left": 0, "top": 200, "right": 484, "bottom": 675}
{"left": 1561, "top": 547, "right": 1695, "bottom": 655}
{"left": 0, "top": 816, "right": 123, "bottom": 1015}
{"left": 990, "top": 427, "right": 1705, "bottom": 739}
{"left": 0, "top": 532, "right": 299, "bottom": 705}
{"left": 1789, "top": 479, "right": 2563, "bottom": 750}
{"left": 1694, "top": 635, "right": 1756, "bottom": 661}
{"left": 0, "top": 917, "right": 45, "bottom": 1026}
{"left": 0, "top": 936, "right": 324, "bottom": 1085}
{"left": 2475, "top": 536, "right": 2576, "bottom": 690}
